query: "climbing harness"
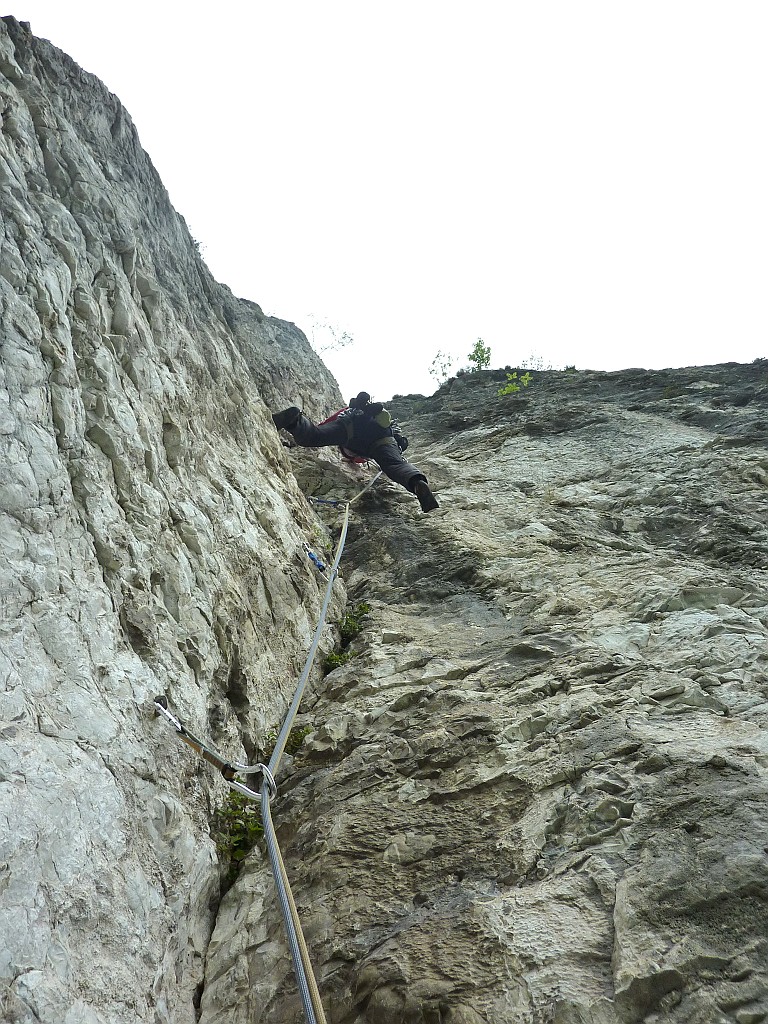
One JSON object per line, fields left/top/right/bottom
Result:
{"left": 319, "top": 404, "right": 395, "bottom": 465}
{"left": 152, "top": 470, "right": 382, "bottom": 1024}
{"left": 317, "top": 407, "right": 369, "bottom": 465}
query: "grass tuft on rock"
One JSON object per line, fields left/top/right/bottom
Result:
{"left": 211, "top": 725, "right": 312, "bottom": 889}
{"left": 323, "top": 602, "right": 371, "bottom": 672}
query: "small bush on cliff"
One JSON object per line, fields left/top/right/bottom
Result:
{"left": 428, "top": 350, "right": 456, "bottom": 384}
{"left": 498, "top": 371, "right": 533, "bottom": 396}
{"left": 428, "top": 339, "right": 492, "bottom": 384}
{"left": 323, "top": 602, "right": 372, "bottom": 673}
{"left": 211, "top": 724, "right": 312, "bottom": 888}
{"left": 520, "top": 353, "right": 552, "bottom": 370}
{"left": 466, "top": 338, "right": 492, "bottom": 371}
{"left": 323, "top": 650, "right": 351, "bottom": 671}
{"left": 212, "top": 790, "right": 263, "bottom": 888}
{"left": 339, "top": 602, "right": 371, "bottom": 641}
{"left": 263, "top": 725, "right": 312, "bottom": 759}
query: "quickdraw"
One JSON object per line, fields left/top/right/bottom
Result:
{"left": 153, "top": 696, "right": 276, "bottom": 799}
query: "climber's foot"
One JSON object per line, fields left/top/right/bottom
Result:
{"left": 415, "top": 479, "right": 439, "bottom": 513}
{"left": 272, "top": 407, "right": 301, "bottom": 431}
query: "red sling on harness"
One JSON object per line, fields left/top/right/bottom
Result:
{"left": 318, "top": 409, "right": 369, "bottom": 465}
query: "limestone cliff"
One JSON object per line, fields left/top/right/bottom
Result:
{"left": 1, "top": 16, "right": 343, "bottom": 1024}
{"left": 2, "top": 16, "right": 768, "bottom": 1024}
{"left": 203, "top": 362, "right": 768, "bottom": 1024}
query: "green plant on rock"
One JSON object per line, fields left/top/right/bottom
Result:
{"left": 323, "top": 650, "right": 352, "bottom": 672}
{"left": 498, "top": 370, "right": 533, "bottom": 396}
{"left": 323, "top": 601, "right": 372, "bottom": 673}
{"left": 263, "top": 724, "right": 312, "bottom": 758}
{"left": 338, "top": 602, "right": 371, "bottom": 642}
{"left": 466, "top": 338, "right": 492, "bottom": 372}
{"left": 518, "top": 353, "right": 553, "bottom": 371}
{"left": 211, "top": 723, "right": 313, "bottom": 887}
{"left": 309, "top": 522, "right": 327, "bottom": 548}
{"left": 211, "top": 788, "right": 263, "bottom": 886}
{"left": 428, "top": 350, "right": 456, "bottom": 384}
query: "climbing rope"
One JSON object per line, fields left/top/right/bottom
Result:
{"left": 308, "top": 469, "right": 382, "bottom": 511}
{"left": 152, "top": 471, "right": 382, "bottom": 1024}
{"left": 269, "top": 471, "right": 381, "bottom": 774}
{"left": 348, "top": 469, "right": 383, "bottom": 503}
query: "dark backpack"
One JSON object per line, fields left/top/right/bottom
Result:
{"left": 318, "top": 408, "right": 370, "bottom": 464}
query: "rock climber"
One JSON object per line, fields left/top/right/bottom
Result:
{"left": 272, "top": 392, "right": 440, "bottom": 512}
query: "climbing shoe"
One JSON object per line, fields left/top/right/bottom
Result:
{"left": 415, "top": 479, "right": 439, "bottom": 513}
{"left": 272, "top": 407, "right": 301, "bottom": 431}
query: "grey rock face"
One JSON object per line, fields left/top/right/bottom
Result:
{"left": 3, "top": 15, "right": 768, "bottom": 1024}
{"left": 204, "top": 363, "right": 768, "bottom": 1023}
{"left": 0, "top": 16, "right": 342, "bottom": 1024}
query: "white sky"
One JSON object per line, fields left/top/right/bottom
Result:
{"left": 7, "top": 2, "right": 768, "bottom": 401}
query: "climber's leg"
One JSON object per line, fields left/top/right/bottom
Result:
{"left": 370, "top": 439, "right": 439, "bottom": 511}
{"left": 273, "top": 410, "right": 348, "bottom": 448}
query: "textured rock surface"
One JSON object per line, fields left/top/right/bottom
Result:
{"left": 205, "top": 363, "right": 768, "bottom": 1023}
{"left": 0, "top": 17, "right": 342, "bottom": 1024}
{"left": 2, "top": 15, "right": 768, "bottom": 1024}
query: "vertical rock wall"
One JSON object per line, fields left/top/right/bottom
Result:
{"left": 203, "top": 365, "right": 768, "bottom": 1023}
{"left": 2, "top": 15, "right": 768, "bottom": 1024}
{"left": 0, "top": 17, "right": 343, "bottom": 1024}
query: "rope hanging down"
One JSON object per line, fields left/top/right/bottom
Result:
{"left": 152, "top": 471, "right": 382, "bottom": 1024}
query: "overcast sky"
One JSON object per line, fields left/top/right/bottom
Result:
{"left": 9, "top": 2, "right": 768, "bottom": 401}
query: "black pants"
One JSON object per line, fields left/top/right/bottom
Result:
{"left": 289, "top": 414, "right": 427, "bottom": 493}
